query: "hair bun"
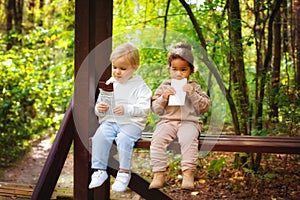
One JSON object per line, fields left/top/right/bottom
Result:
{"left": 173, "top": 42, "right": 192, "bottom": 51}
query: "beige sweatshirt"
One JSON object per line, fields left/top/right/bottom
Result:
{"left": 151, "top": 79, "right": 210, "bottom": 123}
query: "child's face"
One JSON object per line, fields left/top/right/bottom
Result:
{"left": 112, "top": 56, "right": 137, "bottom": 83}
{"left": 169, "top": 58, "right": 192, "bottom": 80}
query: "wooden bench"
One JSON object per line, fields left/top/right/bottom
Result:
{"left": 90, "top": 132, "right": 300, "bottom": 199}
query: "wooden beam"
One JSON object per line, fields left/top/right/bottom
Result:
{"left": 74, "top": 0, "right": 93, "bottom": 199}
{"left": 31, "top": 104, "right": 74, "bottom": 200}
{"left": 74, "top": 0, "right": 112, "bottom": 199}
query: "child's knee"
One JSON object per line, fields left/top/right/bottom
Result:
{"left": 115, "top": 132, "right": 136, "bottom": 150}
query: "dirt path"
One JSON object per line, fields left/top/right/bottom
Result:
{"left": 0, "top": 136, "right": 73, "bottom": 189}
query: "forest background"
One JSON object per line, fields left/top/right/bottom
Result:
{"left": 0, "top": 0, "right": 299, "bottom": 172}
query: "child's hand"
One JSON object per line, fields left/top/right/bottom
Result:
{"left": 113, "top": 105, "right": 124, "bottom": 115}
{"left": 183, "top": 84, "right": 194, "bottom": 96}
{"left": 163, "top": 87, "right": 176, "bottom": 101}
{"left": 97, "top": 102, "right": 109, "bottom": 112}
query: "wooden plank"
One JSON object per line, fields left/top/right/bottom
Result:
{"left": 200, "top": 135, "right": 300, "bottom": 142}
{"left": 0, "top": 182, "right": 72, "bottom": 199}
{"left": 199, "top": 140, "right": 300, "bottom": 154}
{"left": 0, "top": 186, "right": 32, "bottom": 198}
{"left": 31, "top": 104, "right": 74, "bottom": 200}
{"left": 134, "top": 134, "right": 300, "bottom": 154}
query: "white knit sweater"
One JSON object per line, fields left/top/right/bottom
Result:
{"left": 95, "top": 75, "right": 152, "bottom": 130}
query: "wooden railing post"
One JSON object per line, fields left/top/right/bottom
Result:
{"left": 74, "top": 0, "right": 112, "bottom": 199}
{"left": 31, "top": 104, "right": 75, "bottom": 200}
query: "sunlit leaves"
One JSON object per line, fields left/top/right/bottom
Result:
{"left": 0, "top": 0, "right": 74, "bottom": 167}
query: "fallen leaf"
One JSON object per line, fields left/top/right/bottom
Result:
{"left": 198, "top": 179, "right": 206, "bottom": 184}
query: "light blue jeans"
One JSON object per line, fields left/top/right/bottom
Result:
{"left": 91, "top": 121, "right": 142, "bottom": 170}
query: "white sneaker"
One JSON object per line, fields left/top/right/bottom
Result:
{"left": 111, "top": 171, "right": 131, "bottom": 192}
{"left": 88, "top": 170, "right": 108, "bottom": 189}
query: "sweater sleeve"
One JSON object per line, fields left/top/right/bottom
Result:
{"left": 151, "top": 82, "right": 170, "bottom": 115}
{"left": 188, "top": 82, "right": 210, "bottom": 114}
{"left": 125, "top": 84, "right": 152, "bottom": 117}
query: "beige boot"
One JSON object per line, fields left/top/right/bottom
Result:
{"left": 149, "top": 171, "right": 165, "bottom": 189}
{"left": 181, "top": 170, "right": 195, "bottom": 190}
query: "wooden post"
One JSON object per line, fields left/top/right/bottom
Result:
{"left": 74, "top": 0, "right": 112, "bottom": 199}
{"left": 31, "top": 104, "right": 75, "bottom": 200}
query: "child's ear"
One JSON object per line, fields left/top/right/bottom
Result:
{"left": 133, "top": 65, "right": 139, "bottom": 70}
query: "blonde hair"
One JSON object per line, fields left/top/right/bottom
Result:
{"left": 110, "top": 43, "right": 140, "bottom": 67}
{"left": 167, "top": 42, "right": 194, "bottom": 73}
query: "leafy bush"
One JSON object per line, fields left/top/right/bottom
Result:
{"left": 0, "top": 12, "right": 74, "bottom": 167}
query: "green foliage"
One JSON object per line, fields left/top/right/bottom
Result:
{"left": 262, "top": 173, "right": 277, "bottom": 180}
{"left": 243, "top": 167, "right": 277, "bottom": 181}
{"left": 0, "top": 0, "right": 74, "bottom": 167}
{"left": 167, "top": 153, "right": 182, "bottom": 179}
{"left": 276, "top": 85, "right": 300, "bottom": 136}
{"left": 251, "top": 129, "right": 269, "bottom": 136}
{"left": 144, "top": 112, "right": 158, "bottom": 132}
{"left": 138, "top": 48, "right": 169, "bottom": 91}
{"left": 208, "top": 157, "right": 226, "bottom": 176}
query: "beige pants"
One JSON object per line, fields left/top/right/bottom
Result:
{"left": 150, "top": 120, "right": 199, "bottom": 172}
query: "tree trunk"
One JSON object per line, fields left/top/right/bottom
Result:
{"left": 179, "top": 0, "right": 206, "bottom": 49}
{"left": 6, "top": 0, "right": 24, "bottom": 49}
{"left": 253, "top": 0, "right": 265, "bottom": 132}
{"left": 282, "top": 0, "right": 288, "bottom": 54}
{"left": 28, "top": 0, "right": 35, "bottom": 25}
{"left": 38, "top": 0, "right": 45, "bottom": 26}
{"left": 14, "top": 0, "right": 24, "bottom": 35}
{"left": 252, "top": 0, "right": 283, "bottom": 171}
{"left": 295, "top": 0, "right": 300, "bottom": 90}
{"left": 252, "top": 13, "right": 264, "bottom": 169}
{"left": 6, "top": 0, "right": 14, "bottom": 50}
{"left": 163, "top": 0, "right": 171, "bottom": 48}
{"left": 270, "top": 8, "right": 282, "bottom": 122}
{"left": 256, "top": 0, "right": 282, "bottom": 131}
{"left": 227, "top": 0, "right": 249, "bottom": 136}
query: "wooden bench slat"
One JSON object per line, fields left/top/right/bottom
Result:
{"left": 200, "top": 135, "right": 300, "bottom": 143}
{"left": 199, "top": 141, "right": 300, "bottom": 154}
{"left": 133, "top": 134, "right": 300, "bottom": 154}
